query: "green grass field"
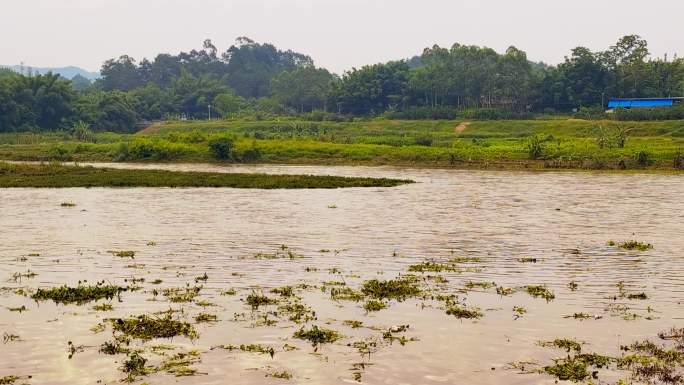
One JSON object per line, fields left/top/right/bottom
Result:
{"left": 1, "top": 118, "right": 683, "bottom": 170}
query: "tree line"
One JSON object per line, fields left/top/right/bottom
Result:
{"left": 1, "top": 35, "right": 683, "bottom": 132}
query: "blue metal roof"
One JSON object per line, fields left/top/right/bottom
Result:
{"left": 608, "top": 98, "right": 677, "bottom": 108}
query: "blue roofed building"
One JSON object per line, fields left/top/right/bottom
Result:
{"left": 608, "top": 97, "right": 684, "bottom": 109}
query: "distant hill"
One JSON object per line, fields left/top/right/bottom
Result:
{"left": 1, "top": 65, "right": 100, "bottom": 80}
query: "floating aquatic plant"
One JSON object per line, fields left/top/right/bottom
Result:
{"left": 496, "top": 286, "right": 516, "bottom": 296}
{"left": 449, "top": 256, "right": 482, "bottom": 264}
{"left": 446, "top": 305, "right": 483, "bottom": 319}
{"left": 268, "top": 371, "right": 293, "bottom": 380}
{"left": 111, "top": 250, "right": 136, "bottom": 258}
{"left": 93, "top": 303, "right": 114, "bottom": 311}
{"left": 539, "top": 338, "right": 583, "bottom": 353}
{"left": 163, "top": 286, "right": 201, "bottom": 303}
{"left": 617, "top": 241, "right": 653, "bottom": 251}
{"left": 465, "top": 281, "right": 496, "bottom": 290}
{"left": 110, "top": 314, "right": 198, "bottom": 341}
{"left": 122, "top": 352, "right": 152, "bottom": 382}
{"left": 363, "top": 299, "right": 387, "bottom": 312}
{"left": 0, "top": 376, "right": 21, "bottom": 385}
{"left": 215, "top": 344, "right": 275, "bottom": 358}
{"left": 32, "top": 282, "right": 128, "bottom": 305}
{"left": 343, "top": 320, "right": 363, "bottom": 328}
{"left": 526, "top": 285, "right": 555, "bottom": 301}
{"left": 361, "top": 277, "right": 421, "bottom": 300}
{"left": 543, "top": 357, "right": 589, "bottom": 382}
{"left": 293, "top": 325, "right": 342, "bottom": 348}
{"left": 194, "top": 313, "right": 217, "bottom": 323}
{"left": 408, "top": 261, "right": 459, "bottom": 273}
{"left": 330, "top": 287, "right": 364, "bottom": 302}
{"left": 159, "top": 350, "right": 202, "bottom": 377}
{"left": 271, "top": 286, "right": 294, "bottom": 297}
{"left": 246, "top": 292, "right": 276, "bottom": 309}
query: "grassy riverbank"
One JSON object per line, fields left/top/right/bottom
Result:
{"left": 1, "top": 118, "right": 683, "bottom": 170}
{"left": 0, "top": 162, "right": 412, "bottom": 188}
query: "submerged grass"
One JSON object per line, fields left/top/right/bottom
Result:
{"left": 0, "top": 162, "right": 412, "bottom": 189}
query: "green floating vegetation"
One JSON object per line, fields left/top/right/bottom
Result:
{"left": 271, "top": 286, "right": 294, "bottom": 297}
{"left": 615, "top": 240, "right": 654, "bottom": 251}
{"left": 544, "top": 358, "right": 589, "bottom": 382}
{"left": 449, "top": 256, "right": 482, "bottom": 264}
{"left": 330, "top": 287, "right": 364, "bottom": 302}
{"left": 110, "top": 250, "right": 136, "bottom": 258}
{"left": 245, "top": 292, "right": 277, "bottom": 309}
{"left": 194, "top": 313, "right": 218, "bottom": 323}
{"left": 539, "top": 338, "right": 583, "bottom": 353}
{"left": 267, "top": 371, "right": 293, "bottom": 380}
{"left": 343, "top": 320, "right": 363, "bottom": 329}
{"left": 277, "top": 301, "right": 316, "bottom": 324}
{"left": 618, "top": 340, "right": 684, "bottom": 381}
{"left": 564, "top": 313, "right": 598, "bottom": 320}
{"left": 159, "top": 350, "right": 201, "bottom": 377}
{"left": 220, "top": 288, "right": 236, "bottom": 296}
{"left": 382, "top": 325, "right": 417, "bottom": 346}
{"left": 122, "top": 352, "right": 152, "bottom": 382}
{"left": 0, "top": 376, "right": 22, "bottom": 385}
{"left": 363, "top": 299, "right": 387, "bottom": 312}
{"left": 465, "top": 281, "right": 496, "bottom": 290}
{"left": 163, "top": 286, "right": 202, "bottom": 303}
{"left": 0, "top": 162, "right": 413, "bottom": 189}
{"left": 32, "top": 282, "right": 128, "bottom": 305}
{"left": 496, "top": 286, "right": 516, "bottom": 296}
{"left": 215, "top": 344, "right": 275, "bottom": 358}
{"left": 526, "top": 285, "right": 555, "bottom": 301}
{"left": 361, "top": 276, "right": 421, "bottom": 301}
{"left": 628, "top": 292, "right": 649, "bottom": 300}
{"left": 110, "top": 314, "right": 198, "bottom": 341}
{"left": 446, "top": 305, "right": 483, "bottom": 319}
{"left": 93, "top": 303, "right": 114, "bottom": 311}
{"left": 408, "top": 261, "right": 459, "bottom": 273}
{"left": 293, "top": 325, "right": 342, "bottom": 348}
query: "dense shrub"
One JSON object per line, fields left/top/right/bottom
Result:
{"left": 208, "top": 137, "right": 234, "bottom": 160}
{"left": 114, "top": 140, "right": 185, "bottom": 161}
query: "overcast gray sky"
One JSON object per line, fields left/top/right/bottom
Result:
{"left": 2, "top": 0, "right": 683, "bottom": 74}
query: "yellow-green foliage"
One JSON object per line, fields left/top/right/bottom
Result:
{"left": 2, "top": 119, "right": 684, "bottom": 170}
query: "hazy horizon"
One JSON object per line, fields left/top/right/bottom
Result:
{"left": 3, "top": 0, "right": 684, "bottom": 74}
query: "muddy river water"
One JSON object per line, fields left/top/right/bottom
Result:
{"left": 1, "top": 164, "right": 683, "bottom": 385}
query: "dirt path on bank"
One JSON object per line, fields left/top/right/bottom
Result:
{"left": 455, "top": 122, "right": 471, "bottom": 133}
{"left": 138, "top": 121, "right": 166, "bottom": 134}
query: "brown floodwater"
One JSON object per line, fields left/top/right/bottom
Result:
{"left": 1, "top": 163, "right": 683, "bottom": 385}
